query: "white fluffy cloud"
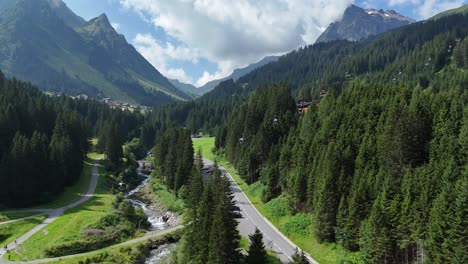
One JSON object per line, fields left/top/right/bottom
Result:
{"left": 133, "top": 33, "right": 198, "bottom": 84}
{"left": 120, "top": 0, "right": 353, "bottom": 86}
{"left": 121, "top": 0, "right": 465, "bottom": 86}
{"left": 387, "top": 0, "right": 464, "bottom": 18}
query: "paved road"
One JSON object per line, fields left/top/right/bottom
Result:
{"left": 0, "top": 225, "right": 184, "bottom": 264}
{"left": 202, "top": 158, "right": 317, "bottom": 264}
{"left": 0, "top": 161, "right": 100, "bottom": 259}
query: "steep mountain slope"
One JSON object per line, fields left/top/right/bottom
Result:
{"left": 316, "top": 4, "right": 415, "bottom": 43}
{"left": 169, "top": 79, "right": 199, "bottom": 98}
{"left": 76, "top": 14, "right": 190, "bottom": 101}
{"left": 198, "top": 56, "right": 279, "bottom": 94}
{"left": 145, "top": 9, "right": 468, "bottom": 135}
{"left": 430, "top": 4, "right": 468, "bottom": 20}
{"left": 0, "top": 0, "right": 189, "bottom": 106}
{"left": 47, "top": 0, "right": 85, "bottom": 28}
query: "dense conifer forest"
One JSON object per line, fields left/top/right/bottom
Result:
{"left": 0, "top": 6, "right": 466, "bottom": 264}
{"left": 0, "top": 73, "right": 143, "bottom": 208}
{"left": 146, "top": 11, "right": 467, "bottom": 263}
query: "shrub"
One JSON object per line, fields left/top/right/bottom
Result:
{"left": 282, "top": 213, "right": 313, "bottom": 237}
{"left": 264, "top": 196, "right": 290, "bottom": 219}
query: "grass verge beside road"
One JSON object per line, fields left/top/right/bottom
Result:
{"left": 193, "top": 137, "right": 362, "bottom": 264}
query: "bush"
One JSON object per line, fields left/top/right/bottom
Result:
{"left": 264, "top": 196, "right": 290, "bottom": 219}
{"left": 282, "top": 213, "right": 313, "bottom": 237}
{"left": 244, "top": 181, "right": 265, "bottom": 198}
{"left": 44, "top": 235, "right": 116, "bottom": 257}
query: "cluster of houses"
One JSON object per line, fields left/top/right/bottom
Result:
{"left": 101, "top": 98, "right": 133, "bottom": 111}
{"left": 296, "top": 89, "right": 328, "bottom": 113}
{"left": 101, "top": 98, "right": 146, "bottom": 112}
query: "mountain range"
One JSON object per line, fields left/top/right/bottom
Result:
{"left": 173, "top": 5, "right": 414, "bottom": 96}
{"left": 197, "top": 56, "right": 279, "bottom": 94}
{"left": 0, "top": 0, "right": 191, "bottom": 106}
{"left": 0, "top": 1, "right": 421, "bottom": 105}
{"left": 316, "top": 4, "right": 415, "bottom": 43}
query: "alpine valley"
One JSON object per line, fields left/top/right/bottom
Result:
{"left": 0, "top": 0, "right": 191, "bottom": 106}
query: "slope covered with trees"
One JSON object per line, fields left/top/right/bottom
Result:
{"left": 178, "top": 160, "right": 241, "bottom": 264}
{"left": 140, "top": 7, "right": 468, "bottom": 263}
{"left": 0, "top": 72, "right": 144, "bottom": 208}
{"left": 213, "top": 15, "right": 468, "bottom": 263}
{"left": 144, "top": 10, "right": 468, "bottom": 142}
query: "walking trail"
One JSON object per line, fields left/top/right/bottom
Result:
{"left": 0, "top": 161, "right": 100, "bottom": 259}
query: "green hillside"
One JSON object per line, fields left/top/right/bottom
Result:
{"left": 430, "top": 4, "right": 468, "bottom": 20}
{"left": 0, "top": 0, "right": 190, "bottom": 106}
{"left": 143, "top": 9, "right": 468, "bottom": 263}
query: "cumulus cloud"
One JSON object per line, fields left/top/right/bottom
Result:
{"left": 133, "top": 33, "right": 198, "bottom": 84}
{"left": 386, "top": 0, "right": 464, "bottom": 19}
{"left": 120, "top": 0, "right": 353, "bottom": 86}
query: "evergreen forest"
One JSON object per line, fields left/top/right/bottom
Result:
{"left": 0, "top": 73, "right": 144, "bottom": 208}
{"left": 146, "top": 11, "right": 468, "bottom": 263}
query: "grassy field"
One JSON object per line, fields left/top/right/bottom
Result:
{"left": 0, "top": 216, "right": 47, "bottom": 246}
{"left": 15, "top": 162, "right": 115, "bottom": 260}
{"left": 192, "top": 137, "right": 218, "bottom": 161}
{"left": 0, "top": 212, "right": 42, "bottom": 223}
{"left": 193, "top": 137, "right": 362, "bottom": 264}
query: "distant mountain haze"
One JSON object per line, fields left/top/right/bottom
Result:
{"left": 198, "top": 56, "right": 279, "bottom": 94}
{"left": 0, "top": 0, "right": 191, "bottom": 106}
{"left": 316, "top": 4, "right": 415, "bottom": 43}
{"left": 169, "top": 79, "right": 200, "bottom": 98}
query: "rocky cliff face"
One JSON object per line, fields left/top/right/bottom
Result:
{"left": 316, "top": 5, "right": 415, "bottom": 43}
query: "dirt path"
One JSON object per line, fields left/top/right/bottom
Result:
{"left": 0, "top": 161, "right": 100, "bottom": 259}
{"left": 1, "top": 225, "right": 184, "bottom": 264}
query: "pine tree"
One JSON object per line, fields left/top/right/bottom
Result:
{"left": 313, "top": 143, "right": 340, "bottom": 242}
{"left": 247, "top": 228, "right": 268, "bottom": 264}
{"left": 445, "top": 177, "right": 467, "bottom": 263}
{"left": 193, "top": 179, "right": 215, "bottom": 264}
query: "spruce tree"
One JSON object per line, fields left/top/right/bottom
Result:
{"left": 247, "top": 228, "right": 268, "bottom": 264}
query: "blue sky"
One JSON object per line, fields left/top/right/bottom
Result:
{"left": 63, "top": 0, "right": 467, "bottom": 87}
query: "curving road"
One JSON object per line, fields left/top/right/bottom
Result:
{"left": 0, "top": 161, "right": 100, "bottom": 261}
{"left": 203, "top": 158, "right": 318, "bottom": 264}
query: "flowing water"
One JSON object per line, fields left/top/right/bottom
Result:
{"left": 125, "top": 166, "right": 167, "bottom": 230}
{"left": 144, "top": 243, "right": 177, "bottom": 264}
{"left": 125, "top": 161, "right": 176, "bottom": 263}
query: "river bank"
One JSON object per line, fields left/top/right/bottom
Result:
{"left": 126, "top": 162, "right": 183, "bottom": 263}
